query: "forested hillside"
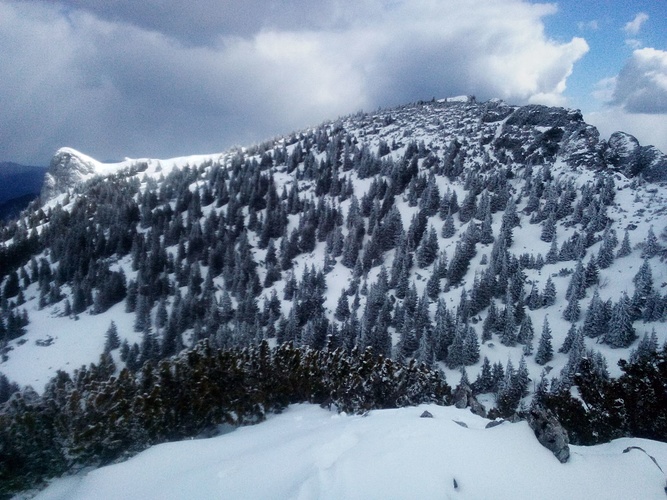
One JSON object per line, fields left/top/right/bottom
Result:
{"left": 1, "top": 97, "right": 666, "bottom": 493}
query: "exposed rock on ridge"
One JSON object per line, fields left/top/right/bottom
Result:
{"left": 605, "top": 131, "right": 667, "bottom": 182}
{"left": 41, "top": 148, "right": 100, "bottom": 201}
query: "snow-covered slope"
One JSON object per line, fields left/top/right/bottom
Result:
{"left": 2, "top": 96, "right": 667, "bottom": 498}
{"left": 40, "top": 147, "right": 227, "bottom": 201}
{"left": 3, "top": 98, "right": 664, "bottom": 395}
{"left": 35, "top": 404, "right": 667, "bottom": 500}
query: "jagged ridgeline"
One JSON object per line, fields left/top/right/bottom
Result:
{"left": 1, "top": 99, "right": 666, "bottom": 434}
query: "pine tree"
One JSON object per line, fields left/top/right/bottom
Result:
{"left": 526, "top": 283, "right": 541, "bottom": 310}
{"left": 473, "top": 357, "right": 494, "bottom": 393}
{"left": 584, "top": 258, "right": 599, "bottom": 289}
{"left": 535, "top": 316, "right": 553, "bottom": 365}
{"left": 540, "top": 212, "right": 556, "bottom": 242}
{"left": 458, "top": 191, "right": 477, "bottom": 224}
{"left": 334, "top": 291, "right": 350, "bottom": 322}
{"left": 617, "top": 229, "right": 632, "bottom": 258}
{"left": 542, "top": 277, "right": 556, "bottom": 307}
{"left": 446, "top": 323, "right": 466, "bottom": 368}
{"left": 517, "top": 315, "right": 535, "bottom": 355}
{"left": 441, "top": 212, "right": 456, "bottom": 238}
{"left": 104, "top": 321, "right": 121, "bottom": 353}
{"left": 462, "top": 326, "right": 480, "bottom": 365}
{"left": 545, "top": 237, "right": 559, "bottom": 264}
{"left": 516, "top": 356, "right": 530, "bottom": 397}
{"left": 562, "top": 295, "right": 581, "bottom": 322}
{"left": 479, "top": 212, "right": 494, "bottom": 245}
{"left": 500, "top": 300, "right": 517, "bottom": 347}
{"left": 565, "top": 261, "right": 586, "bottom": 301}
{"left": 582, "top": 289, "right": 605, "bottom": 338}
{"left": 642, "top": 226, "right": 660, "bottom": 259}
{"left": 597, "top": 236, "right": 615, "bottom": 269}
{"left": 629, "top": 328, "right": 659, "bottom": 364}
{"left": 426, "top": 271, "right": 441, "bottom": 300}
{"left": 416, "top": 226, "right": 439, "bottom": 268}
{"left": 631, "top": 259, "right": 654, "bottom": 318}
{"left": 558, "top": 323, "right": 578, "bottom": 354}
{"left": 604, "top": 292, "right": 636, "bottom": 348}
{"left": 481, "top": 301, "right": 498, "bottom": 343}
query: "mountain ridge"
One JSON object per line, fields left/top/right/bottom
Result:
{"left": 1, "top": 97, "right": 667, "bottom": 494}
{"left": 2, "top": 96, "right": 665, "bottom": 390}
{"left": 37, "top": 99, "right": 667, "bottom": 203}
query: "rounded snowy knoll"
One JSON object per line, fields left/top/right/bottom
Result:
{"left": 35, "top": 404, "right": 667, "bottom": 500}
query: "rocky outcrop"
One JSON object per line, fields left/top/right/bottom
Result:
{"left": 604, "top": 131, "right": 667, "bottom": 182}
{"left": 493, "top": 104, "right": 605, "bottom": 169}
{"left": 452, "top": 382, "right": 487, "bottom": 418}
{"left": 527, "top": 405, "right": 570, "bottom": 463}
{"left": 41, "top": 148, "right": 99, "bottom": 201}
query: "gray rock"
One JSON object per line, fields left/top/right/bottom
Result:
{"left": 527, "top": 405, "right": 570, "bottom": 463}
{"left": 452, "top": 381, "right": 487, "bottom": 417}
{"left": 485, "top": 419, "right": 504, "bottom": 429}
{"left": 420, "top": 410, "right": 434, "bottom": 418}
{"left": 41, "top": 148, "right": 98, "bottom": 201}
{"left": 604, "top": 131, "right": 667, "bottom": 182}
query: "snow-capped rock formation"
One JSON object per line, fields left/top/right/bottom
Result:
{"left": 40, "top": 148, "right": 104, "bottom": 201}
{"left": 605, "top": 131, "right": 667, "bottom": 182}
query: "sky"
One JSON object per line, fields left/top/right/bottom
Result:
{"left": 1, "top": 0, "right": 666, "bottom": 165}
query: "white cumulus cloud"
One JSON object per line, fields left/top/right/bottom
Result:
{"left": 623, "top": 12, "right": 649, "bottom": 36}
{"left": 0, "top": 0, "right": 589, "bottom": 164}
{"left": 612, "top": 48, "right": 667, "bottom": 114}
{"left": 589, "top": 47, "right": 667, "bottom": 154}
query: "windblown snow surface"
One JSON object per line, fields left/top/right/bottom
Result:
{"left": 34, "top": 404, "right": 667, "bottom": 500}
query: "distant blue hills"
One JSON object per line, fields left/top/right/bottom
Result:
{"left": 0, "top": 162, "right": 46, "bottom": 220}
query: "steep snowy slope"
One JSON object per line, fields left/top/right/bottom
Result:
{"left": 2, "top": 96, "right": 667, "bottom": 498}
{"left": 0, "top": 95, "right": 667, "bottom": 424}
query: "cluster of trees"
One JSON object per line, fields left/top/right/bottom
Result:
{"left": 1, "top": 114, "right": 665, "bottom": 372}
{"left": 1, "top": 100, "right": 667, "bottom": 495}
{"left": 0, "top": 340, "right": 451, "bottom": 495}
{"left": 539, "top": 341, "right": 667, "bottom": 445}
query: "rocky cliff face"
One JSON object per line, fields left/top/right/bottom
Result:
{"left": 604, "top": 131, "right": 667, "bottom": 182}
{"left": 40, "top": 148, "right": 100, "bottom": 201}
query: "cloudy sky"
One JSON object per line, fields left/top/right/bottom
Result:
{"left": 1, "top": 0, "right": 666, "bottom": 165}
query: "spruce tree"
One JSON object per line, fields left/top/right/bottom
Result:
{"left": 542, "top": 277, "right": 556, "bottom": 307}
{"left": 642, "top": 226, "right": 660, "bottom": 259}
{"left": 441, "top": 212, "right": 456, "bottom": 238}
{"left": 535, "top": 316, "right": 553, "bottom": 365}
{"left": 562, "top": 295, "right": 581, "bottom": 322}
{"left": 604, "top": 292, "right": 636, "bottom": 348}
{"left": 104, "top": 321, "right": 121, "bottom": 353}
{"left": 517, "top": 315, "right": 535, "bottom": 355}
{"left": 617, "top": 229, "right": 632, "bottom": 258}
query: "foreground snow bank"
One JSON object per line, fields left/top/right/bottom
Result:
{"left": 36, "top": 404, "right": 667, "bottom": 500}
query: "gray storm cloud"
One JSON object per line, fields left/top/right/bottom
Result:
{"left": 1, "top": 0, "right": 588, "bottom": 164}
{"left": 612, "top": 48, "right": 667, "bottom": 114}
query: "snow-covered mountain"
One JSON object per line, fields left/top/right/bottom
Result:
{"left": 1, "top": 97, "right": 667, "bottom": 496}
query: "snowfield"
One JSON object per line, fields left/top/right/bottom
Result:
{"left": 35, "top": 404, "right": 667, "bottom": 500}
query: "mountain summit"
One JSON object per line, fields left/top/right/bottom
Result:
{"left": 1, "top": 97, "right": 667, "bottom": 496}
{"left": 40, "top": 147, "right": 105, "bottom": 201}
{"left": 38, "top": 101, "right": 667, "bottom": 203}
